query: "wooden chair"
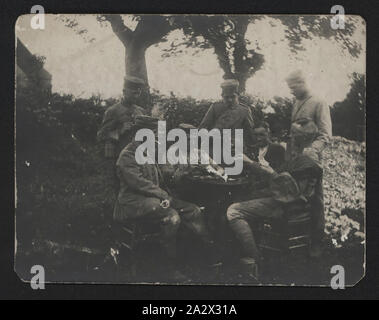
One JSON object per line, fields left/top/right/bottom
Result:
{"left": 111, "top": 218, "right": 163, "bottom": 280}
{"left": 258, "top": 203, "right": 312, "bottom": 256}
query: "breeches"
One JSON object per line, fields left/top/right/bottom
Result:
{"left": 226, "top": 197, "right": 284, "bottom": 261}
{"left": 227, "top": 197, "right": 284, "bottom": 223}
{"left": 117, "top": 197, "right": 209, "bottom": 241}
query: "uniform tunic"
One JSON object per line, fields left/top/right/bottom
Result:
{"left": 199, "top": 101, "right": 255, "bottom": 153}
{"left": 114, "top": 142, "right": 169, "bottom": 221}
{"left": 113, "top": 142, "right": 202, "bottom": 223}
{"left": 288, "top": 95, "right": 332, "bottom": 160}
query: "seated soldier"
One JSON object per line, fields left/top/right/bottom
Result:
{"left": 246, "top": 122, "right": 286, "bottom": 198}
{"left": 114, "top": 116, "right": 219, "bottom": 281}
{"left": 252, "top": 122, "right": 286, "bottom": 172}
{"left": 226, "top": 155, "right": 323, "bottom": 283}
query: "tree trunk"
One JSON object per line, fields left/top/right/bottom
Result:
{"left": 105, "top": 15, "right": 173, "bottom": 106}
{"left": 232, "top": 16, "right": 250, "bottom": 94}
{"left": 124, "top": 42, "right": 148, "bottom": 84}
{"left": 124, "top": 38, "right": 150, "bottom": 106}
{"left": 236, "top": 75, "right": 248, "bottom": 93}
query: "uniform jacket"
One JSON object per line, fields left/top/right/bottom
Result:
{"left": 114, "top": 142, "right": 170, "bottom": 220}
{"left": 288, "top": 95, "right": 332, "bottom": 160}
{"left": 199, "top": 101, "right": 255, "bottom": 150}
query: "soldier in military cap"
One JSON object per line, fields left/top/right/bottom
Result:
{"left": 285, "top": 70, "right": 332, "bottom": 257}
{"left": 199, "top": 79, "right": 255, "bottom": 155}
{"left": 97, "top": 75, "right": 147, "bottom": 159}
{"left": 285, "top": 70, "right": 331, "bottom": 163}
{"left": 226, "top": 155, "right": 323, "bottom": 283}
{"left": 114, "top": 117, "right": 220, "bottom": 281}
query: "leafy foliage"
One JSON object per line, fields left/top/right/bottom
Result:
{"left": 165, "top": 15, "right": 265, "bottom": 91}
{"left": 274, "top": 15, "right": 363, "bottom": 58}
{"left": 151, "top": 91, "right": 211, "bottom": 129}
{"left": 164, "top": 15, "right": 363, "bottom": 92}
{"left": 16, "top": 80, "right": 117, "bottom": 249}
{"left": 323, "top": 136, "right": 365, "bottom": 247}
{"left": 331, "top": 73, "right": 365, "bottom": 141}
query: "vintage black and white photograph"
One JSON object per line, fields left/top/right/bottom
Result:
{"left": 15, "top": 13, "right": 366, "bottom": 286}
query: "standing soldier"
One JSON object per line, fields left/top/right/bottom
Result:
{"left": 97, "top": 76, "right": 147, "bottom": 196}
{"left": 199, "top": 79, "right": 255, "bottom": 155}
{"left": 97, "top": 75, "right": 147, "bottom": 160}
{"left": 285, "top": 70, "right": 332, "bottom": 257}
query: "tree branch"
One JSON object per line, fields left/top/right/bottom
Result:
{"left": 134, "top": 15, "right": 174, "bottom": 49}
{"left": 102, "top": 14, "right": 134, "bottom": 47}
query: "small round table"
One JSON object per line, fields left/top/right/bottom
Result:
{"left": 175, "top": 175, "right": 252, "bottom": 266}
{"left": 179, "top": 175, "right": 251, "bottom": 234}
